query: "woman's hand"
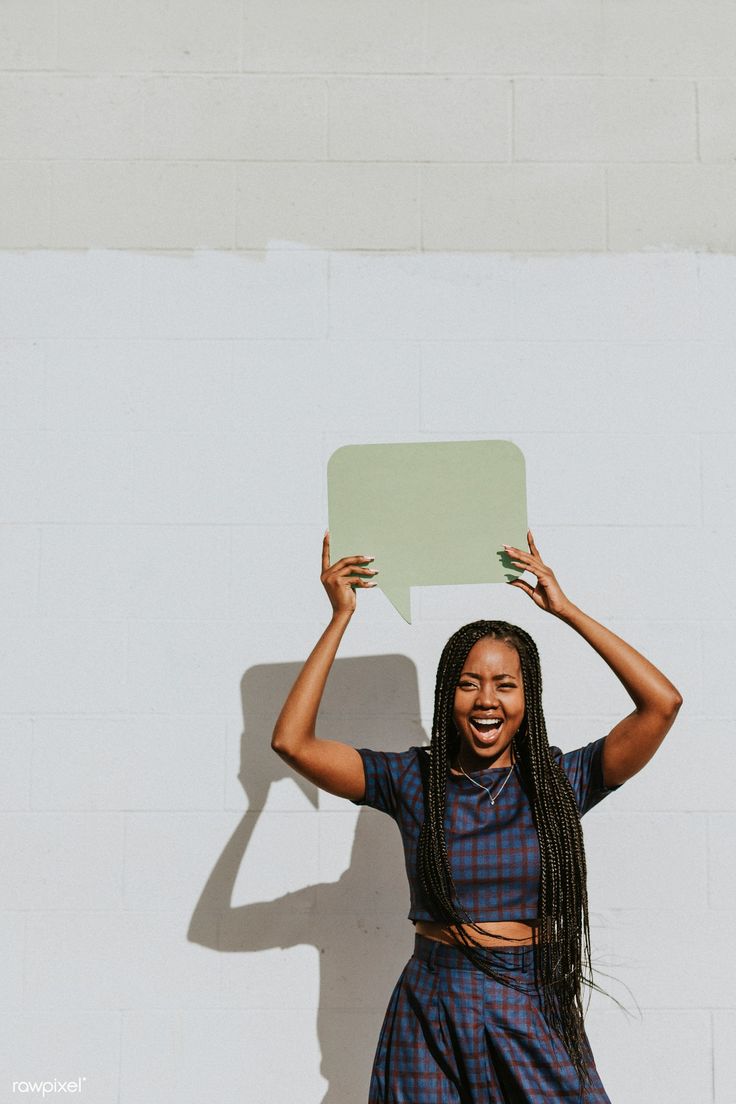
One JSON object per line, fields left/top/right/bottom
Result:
{"left": 503, "top": 531, "right": 573, "bottom": 617}
{"left": 321, "top": 530, "right": 378, "bottom": 615}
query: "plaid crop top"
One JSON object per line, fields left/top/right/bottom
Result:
{"left": 350, "top": 737, "right": 623, "bottom": 923}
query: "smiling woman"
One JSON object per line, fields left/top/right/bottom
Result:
{"left": 452, "top": 637, "right": 526, "bottom": 771}
{"left": 271, "top": 530, "right": 683, "bottom": 1104}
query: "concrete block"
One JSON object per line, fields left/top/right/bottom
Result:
{"left": 422, "top": 164, "right": 605, "bottom": 251}
{"left": 0, "top": 435, "right": 41, "bottom": 524}
{"left": 219, "top": 944, "right": 320, "bottom": 1011}
{"left": 421, "top": 339, "right": 723, "bottom": 434}
{"left": 511, "top": 253, "right": 700, "bottom": 340}
{"left": 610, "top": 908, "right": 735, "bottom": 1008}
{"left": 585, "top": 1009, "right": 712, "bottom": 1104}
{"left": 52, "top": 161, "right": 236, "bottom": 250}
{"left": 0, "top": 76, "right": 142, "bottom": 159}
{"left": 32, "top": 716, "right": 227, "bottom": 811}
{"left": 0, "top": 618, "right": 127, "bottom": 712}
{"left": 0, "top": 342, "right": 45, "bottom": 431}
{"left": 702, "top": 620, "right": 736, "bottom": 718}
{"left": 0, "top": 719, "right": 32, "bottom": 812}
{"left": 584, "top": 813, "right": 708, "bottom": 910}
{"left": 0, "top": 1012, "right": 120, "bottom": 1103}
{"left": 714, "top": 1010, "right": 736, "bottom": 1104}
{"left": 328, "top": 253, "right": 516, "bottom": 339}
{"left": 708, "top": 814, "right": 736, "bottom": 910}
{"left": 0, "top": 252, "right": 142, "bottom": 339}
{"left": 173, "top": 1009, "right": 326, "bottom": 1103}
{"left": 698, "top": 255, "right": 736, "bottom": 342}
{"left": 0, "top": 0, "right": 55, "bottom": 68}
{"left": 235, "top": 162, "right": 418, "bottom": 250}
{"left": 120, "top": 1011, "right": 177, "bottom": 1104}
{"left": 24, "top": 911, "right": 222, "bottom": 1009}
{"left": 42, "top": 338, "right": 234, "bottom": 432}
{"left": 0, "top": 913, "right": 25, "bottom": 1010}
{"left": 608, "top": 164, "right": 736, "bottom": 251}
{"left": 426, "top": 0, "right": 602, "bottom": 75}
{"left": 38, "top": 524, "right": 230, "bottom": 621}
{"left": 515, "top": 77, "right": 695, "bottom": 162}
{"left": 604, "top": 1, "right": 736, "bottom": 79}
{"left": 329, "top": 77, "right": 510, "bottom": 161}
{"left": 0, "top": 163, "right": 52, "bottom": 247}
{"left": 57, "top": 0, "right": 241, "bottom": 72}
{"left": 126, "top": 619, "right": 239, "bottom": 714}
{"left": 699, "top": 79, "right": 736, "bottom": 162}
{"left": 0, "top": 812, "right": 123, "bottom": 908}
{"left": 223, "top": 808, "right": 320, "bottom": 907}
{"left": 231, "top": 522, "right": 331, "bottom": 625}
{"left": 140, "top": 250, "right": 326, "bottom": 339}
{"left": 230, "top": 338, "right": 421, "bottom": 437}
{"left": 143, "top": 76, "right": 326, "bottom": 160}
{"left": 702, "top": 433, "right": 736, "bottom": 529}
{"left": 0, "top": 527, "right": 40, "bottom": 620}
{"left": 125, "top": 810, "right": 292, "bottom": 911}
{"left": 35, "top": 430, "right": 134, "bottom": 522}
{"left": 241, "top": 0, "right": 423, "bottom": 72}
{"left": 125, "top": 427, "right": 320, "bottom": 525}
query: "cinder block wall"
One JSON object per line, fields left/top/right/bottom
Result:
{"left": 1, "top": 3, "right": 734, "bottom": 1103}
{"left": 3, "top": 0, "right": 736, "bottom": 251}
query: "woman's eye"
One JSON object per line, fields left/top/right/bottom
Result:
{"left": 459, "top": 682, "right": 516, "bottom": 689}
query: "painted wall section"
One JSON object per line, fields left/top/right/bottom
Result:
{"left": 0, "top": 247, "right": 734, "bottom": 1101}
{"left": 2, "top": 1, "right": 736, "bottom": 250}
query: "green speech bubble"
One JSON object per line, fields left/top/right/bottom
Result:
{"left": 326, "top": 440, "right": 528, "bottom": 623}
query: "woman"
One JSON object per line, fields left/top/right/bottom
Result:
{"left": 272, "top": 529, "right": 683, "bottom": 1103}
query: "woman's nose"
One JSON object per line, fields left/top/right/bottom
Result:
{"left": 475, "top": 694, "right": 499, "bottom": 708}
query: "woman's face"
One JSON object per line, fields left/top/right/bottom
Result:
{"left": 452, "top": 637, "right": 526, "bottom": 771}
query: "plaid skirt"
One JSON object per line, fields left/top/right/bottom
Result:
{"left": 368, "top": 934, "right": 612, "bottom": 1104}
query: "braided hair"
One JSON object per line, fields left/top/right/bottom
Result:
{"left": 417, "top": 619, "right": 611, "bottom": 1091}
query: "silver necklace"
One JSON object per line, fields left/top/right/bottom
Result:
{"left": 453, "top": 754, "right": 516, "bottom": 805}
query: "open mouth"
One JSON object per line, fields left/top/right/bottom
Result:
{"left": 469, "top": 717, "right": 503, "bottom": 739}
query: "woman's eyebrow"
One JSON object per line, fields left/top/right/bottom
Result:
{"left": 460, "top": 672, "right": 517, "bottom": 680}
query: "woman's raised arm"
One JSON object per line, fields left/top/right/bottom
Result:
{"left": 271, "top": 532, "right": 378, "bottom": 801}
{"left": 504, "top": 530, "right": 683, "bottom": 787}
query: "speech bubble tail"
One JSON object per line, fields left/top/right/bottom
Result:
{"left": 380, "top": 582, "right": 413, "bottom": 624}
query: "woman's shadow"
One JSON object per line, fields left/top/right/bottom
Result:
{"left": 188, "top": 654, "right": 424, "bottom": 1103}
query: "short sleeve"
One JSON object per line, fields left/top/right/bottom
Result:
{"left": 553, "top": 735, "right": 623, "bottom": 817}
{"left": 349, "top": 748, "right": 405, "bottom": 818}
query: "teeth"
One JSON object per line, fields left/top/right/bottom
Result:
{"left": 472, "top": 718, "right": 501, "bottom": 728}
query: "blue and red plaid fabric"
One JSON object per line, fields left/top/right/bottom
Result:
{"left": 368, "top": 934, "right": 612, "bottom": 1103}
{"left": 350, "top": 736, "right": 623, "bottom": 922}
{"left": 350, "top": 738, "right": 623, "bottom": 1102}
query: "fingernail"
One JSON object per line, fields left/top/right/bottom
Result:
{"left": 362, "top": 555, "right": 374, "bottom": 561}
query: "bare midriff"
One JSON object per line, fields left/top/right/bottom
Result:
{"left": 415, "top": 919, "right": 541, "bottom": 947}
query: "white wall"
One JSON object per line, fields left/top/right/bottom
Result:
{"left": 1, "top": 4, "right": 735, "bottom": 1103}
{"left": 3, "top": 0, "right": 736, "bottom": 251}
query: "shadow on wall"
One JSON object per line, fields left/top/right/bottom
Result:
{"left": 188, "top": 654, "right": 424, "bottom": 1104}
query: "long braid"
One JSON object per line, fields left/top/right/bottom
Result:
{"left": 416, "top": 620, "right": 613, "bottom": 1091}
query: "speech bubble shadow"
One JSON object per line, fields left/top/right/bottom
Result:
{"left": 326, "top": 440, "right": 528, "bottom": 623}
